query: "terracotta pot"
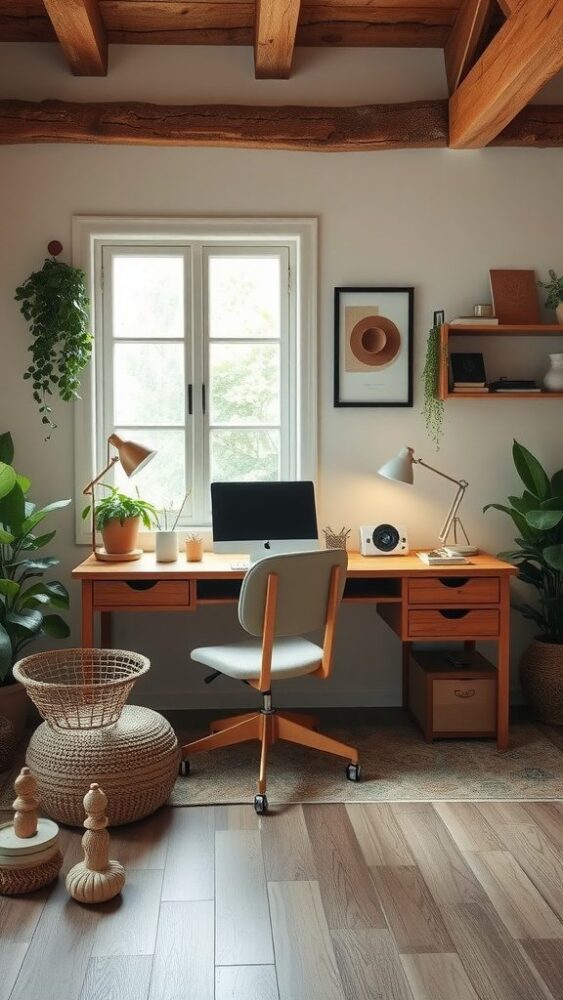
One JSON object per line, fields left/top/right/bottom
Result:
{"left": 556, "top": 302, "right": 563, "bottom": 325}
{"left": 519, "top": 638, "right": 563, "bottom": 724}
{"left": 101, "top": 515, "right": 141, "bottom": 555}
{"left": 0, "top": 680, "right": 31, "bottom": 742}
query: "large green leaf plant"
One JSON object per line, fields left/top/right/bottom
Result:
{"left": 484, "top": 440, "right": 563, "bottom": 644}
{"left": 0, "top": 432, "right": 71, "bottom": 685}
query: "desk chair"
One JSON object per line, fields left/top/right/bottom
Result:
{"left": 179, "top": 549, "right": 360, "bottom": 814}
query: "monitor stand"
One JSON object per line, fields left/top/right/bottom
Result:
{"left": 237, "top": 538, "right": 320, "bottom": 565}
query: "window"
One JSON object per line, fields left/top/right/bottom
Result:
{"left": 73, "top": 218, "right": 317, "bottom": 538}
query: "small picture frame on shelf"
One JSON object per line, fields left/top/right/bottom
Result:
{"left": 433, "top": 310, "right": 445, "bottom": 328}
{"left": 334, "top": 286, "right": 414, "bottom": 407}
{"left": 450, "top": 352, "right": 487, "bottom": 384}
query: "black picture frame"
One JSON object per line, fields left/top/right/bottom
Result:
{"left": 334, "top": 286, "right": 414, "bottom": 407}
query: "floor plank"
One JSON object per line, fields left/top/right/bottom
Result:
{"left": 524, "top": 802, "right": 563, "bottom": 854}
{"left": 433, "top": 802, "right": 503, "bottom": 852}
{"left": 148, "top": 900, "right": 214, "bottom": 1000}
{"left": 401, "top": 953, "right": 480, "bottom": 1000}
{"left": 268, "top": 880, "right": 345, "bottom": 1000}
{"left": 371, "top": 865, "right": 455, "bottom": 954}
{"left": 109, "top": 807, "right": 172, "bottom": 870}
{"left": 0, "top": 942, "right": 29, "bottom": 1000}
{"left": 304, "top": 804, "right": 387, "bottom": 929}
{"left": 215, "top": 965, "right": 279, "bottom": 1000}
{"left": 91, "top": 869, "right": 163, "bottom": 958}
{"left": 161, "top": 806, "right": 215, "bottom": 901}
{"left": 332, "top": 928, "right": 414, "bottom": 1000}
{"left": 522, "top": 939, "right": 563, "bottom": 1000}
{"left": 215, "top": 829, "right": 274, "bottom": 965}
{"left": 261, "top": 804, "right": 317, "bottom": 881}
{"left": 214, "top": 805, "right": 260, "bottom": 831}
{"left": 465, "top": 849, "right": 563, "bottom": 940}
{"left": 395, "top": 803, "right": 548, "bottom": 1000}
{"left": 345, "top": 803, "right": 414, "bottom": 867}
{"left": 79, "top": 956, "right": 152, "bottom": 1000}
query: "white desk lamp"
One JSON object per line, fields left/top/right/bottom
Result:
{"left": 378, "top": 446, "right": 477, "bottom": 555}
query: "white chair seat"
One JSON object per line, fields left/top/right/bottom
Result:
{"left": 191, "top": 637, "right": 323, "bottom": 681}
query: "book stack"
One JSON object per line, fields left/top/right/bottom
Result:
{"left": 452, "top": 383, "right": 489, "bottom": 393}
{"left": 450, "top": 352, "right": 489, "bottom": 393}
{"left": 489, "top": 378, "right": 541, "bottom": 393}
{"left": 449, "top": 317, "right": 499, "bottom": 325}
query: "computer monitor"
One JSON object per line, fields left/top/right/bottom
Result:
{"left": 211, "top": 481, "right": 319, "bottom": 562}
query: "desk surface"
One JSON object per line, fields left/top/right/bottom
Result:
{"left": 72, "top": 551, "right": 517, "bottom": 580}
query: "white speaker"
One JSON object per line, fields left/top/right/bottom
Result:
{"left": 359, "top": 523, "right": 408, "bottom": 556}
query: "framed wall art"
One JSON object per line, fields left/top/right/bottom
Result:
{"left": 334, "top": 286, "right": 414, "bottom": 407}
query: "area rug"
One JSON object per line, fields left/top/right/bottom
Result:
{"left": 1, "top": 723, "right": 561, "bottom": 808}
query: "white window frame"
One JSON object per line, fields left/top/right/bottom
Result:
{"left": 72, "top": 216, "right": 318, "bottom": 544}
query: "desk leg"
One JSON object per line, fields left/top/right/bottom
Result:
{"left": 402, "top": 641, "right": 411, "bottom": 708}
{"left": 81, "top": 581, "right": 94, "bottom": 648}
{"left": 100, "top": 612, "right": 112, "bottom": 648}
{"left": 497, "top": 577, "right": 511, "bottom": 750}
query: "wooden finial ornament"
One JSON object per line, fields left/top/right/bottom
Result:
{"left": 0, "top": 767, "right": 62, "bottom": 896}
{"left": 47, "top": 240, "right": 63, "bottom": 257}
{"left": 12, "top": 766, "right": 39, "bottom": 838}
{"left": 66, "top": 783, "right": 125, "bottom": 904}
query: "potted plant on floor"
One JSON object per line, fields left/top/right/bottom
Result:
{"left": 83, "top": 485, "right": 157, "bottom": 556}
{"left": 0, "top": 432, "right": 71, "bottom": 738}
{"left": 484, "top": 440, "right": 563, "bottom": 723}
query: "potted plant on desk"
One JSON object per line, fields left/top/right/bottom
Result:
{"left": 0, "top": 432, "right": 71, "bottom": 739}
{"left": 484, "top": 440, "right": 563, "bottom": 723}
{"left": 83, "top": 486, "right": 157, "bottom": 558}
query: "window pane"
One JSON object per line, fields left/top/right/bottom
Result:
{"left": 114, "top": 428, "right": 188, "bottom": 514}
{"left": 209, "top": 257, "right": 280, "bottom": 339}
{"left": 210, "top": 429, "right": 280, "bottom": 482}
{"left": 209, "top": 343, "right": 279, "bottom": 426}
{"left": 114, "top": 343, "right": 184, "bottom": 426}
{"left": 113, "top": 256, "right": 184, "bottom": 339}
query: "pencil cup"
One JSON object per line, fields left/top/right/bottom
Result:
{"left": 322, "top": 527, "right": 350, "bottom": 551}
{"left": 185, "top": 537, "right": 204, "bottom": 562}
{"left": 155, "top": 531, "right": 178, "bottom": 563}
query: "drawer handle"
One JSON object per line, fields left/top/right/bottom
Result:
{"left": 454, "top": 688, "right": 475, "bottom": 698}
{"left": 438, "top": 609, "right": 470, "bottom": 619}
{"left": 438, "top": 577, "right": 470, "bottom": 588}
{"left": 125, "top": 580, "right": 158, "bottom": 592}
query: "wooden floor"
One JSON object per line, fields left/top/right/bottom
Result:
{"left": 1, "top": 800, "right": 563, "bottom": 1000}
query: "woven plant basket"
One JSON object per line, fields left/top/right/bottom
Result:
{"left": 13, "top": 649, "right": 149, "bottom": 730}
{"left": 0, "top": 851, "right": 63, "bottom": 896}
{"left": 519, "top": 639, "right": 563, "bottom": 724}
{"left": 0, "top": 715, "right": 17, "bottom": 772}
{"left": 26, "top": 706, "right": 179, "bottom": 826}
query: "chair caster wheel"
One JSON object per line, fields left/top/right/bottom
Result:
{"left": 179, "top": 759, "right": 190, "bottom": 777}
{"left": 254, "top": 794, "right": 268, "bottom": 815}
{"left": 346, "top": 762, "right": 361, "bottom": 782}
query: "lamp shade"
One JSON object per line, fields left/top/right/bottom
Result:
{"left": 108, "top": 434, "right": 156, "bottom": 478}
{"left": 378, "top": 446, "right": 415, "bottom": 485}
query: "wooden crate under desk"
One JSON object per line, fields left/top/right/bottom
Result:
{"left": 409, "top": 650, "right": 497, "bottom": 741}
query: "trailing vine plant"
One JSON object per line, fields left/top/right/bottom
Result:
{"left": 421, "top": 320, "right": 445, "bottom": 450}
{"left": 15, "top": 251, "right": 92, "bottom": 435}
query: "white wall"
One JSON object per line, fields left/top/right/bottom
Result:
{"left": 1, "top": 44, "right": 562, "bottom": 709}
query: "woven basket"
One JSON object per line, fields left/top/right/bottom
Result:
{"left": 0, "top": 715, "right": 17, "bottom": 772}
{"left": 0, "top": 851, "right": 63, "bottom": 896}
{"left": 13, "top": 649, "right": 149, "bottom": 730}
{"left": 26, "top": 705, "right": 179, "bottom": 826}
{"left": 519, "top": 639, "right": 563, "bottom": 724}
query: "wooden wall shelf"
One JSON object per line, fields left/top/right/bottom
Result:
{"left": 438, "top": 323, "right": 563, "bottom": 400}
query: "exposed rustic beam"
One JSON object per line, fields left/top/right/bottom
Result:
{"left": 43, "top": 0, "right": 107, "bottom": 75}
{"left": 445, "top": 0, "right": 494, "bottom": 94}
{"left": 497, "top": 0, "right": 520, "bottom": 15}
{"left": 449, "top": 0, "right": 563, "bottom": 148}
{"left": 492, "top": 103, "right": 563, "bottom": 146}
{"left": 254, "top": 0, "right": 301, "bottom": 79}
{"left": 0, "top": 99, "right": 448, "bottom": 151}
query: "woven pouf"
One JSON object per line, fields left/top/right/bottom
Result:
{"left": 26, "top": 706, "right": 179, "bottom": 827}
{"left": 0, "top": 715, "right": 18, "bottom": 772}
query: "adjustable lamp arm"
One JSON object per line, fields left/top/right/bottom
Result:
{"left": 414, "top": 459, "right": 469, "bottom": 546}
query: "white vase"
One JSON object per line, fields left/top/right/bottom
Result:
{"left": 544, "top": 353, "right": 563, "bottom": 392}
{"left": 556, "top": 302, "right": 563, "bottom": 324}
{"left": 155, "top": 530, "right": 178, "bottom": 562}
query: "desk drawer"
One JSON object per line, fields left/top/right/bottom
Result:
{"left": 93, "top": 580, "right": 194, "bottom": 609}
{"left": 408, "top": 577, "right": 499, "bottom": 605}
{"left": 407, "top": 608, "right": 499, "bottom": 639}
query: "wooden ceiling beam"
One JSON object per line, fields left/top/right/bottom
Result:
{"left": 42, "top": 0, "right": 107, "bottom": 75}
{"left": 0, "top": 99, "right": 449, "bottom": 150}
{"left": 449, "top": 0, "right": 563, "bottom": 148}
{"left": 492, "top": 103, "right": 563, "bottom": 146}
{"left": 254, "top": 0, "right": 301, "bottom": 79}
{"left": 444, "top": 0, "right": 494, "bottom": 94}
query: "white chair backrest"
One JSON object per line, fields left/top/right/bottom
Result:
{"left": 238, "top": 549, "right": 348, "bottom": 638}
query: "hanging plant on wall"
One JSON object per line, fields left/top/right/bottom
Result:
{"left": 421, "top": 317, "right": 445, "bottom": 450}
{"left": 15, "top": 243, "right": 92, "bottom": 436}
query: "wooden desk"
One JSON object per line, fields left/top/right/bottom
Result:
{"left": 72, "top": 551, "right": 517, "bottom": 749}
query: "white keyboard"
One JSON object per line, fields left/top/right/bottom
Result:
{"left": 230, "top": 561, "right": 250, "bottom": 571}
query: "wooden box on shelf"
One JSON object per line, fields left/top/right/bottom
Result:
{"left": 408, "top": 649, "right": 497, "bottom": 741}
{"left": 438, "top": 323, "right": 563, "bottom": 399}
